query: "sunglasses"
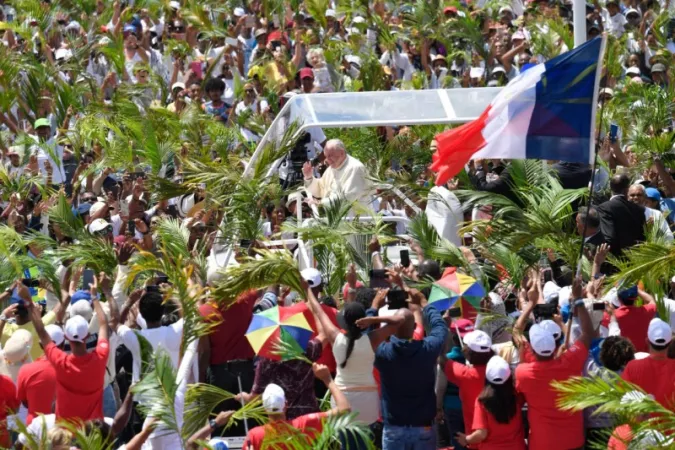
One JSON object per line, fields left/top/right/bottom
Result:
{"left": 82, "top": 197, "right": 97, "bottom": 203}
{"left": 245, "top": 89, "right": 254, "bottom": 94}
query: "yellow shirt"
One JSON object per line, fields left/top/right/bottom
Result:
{"left": 1, "top": 311, "right": 56, "bottom": 360}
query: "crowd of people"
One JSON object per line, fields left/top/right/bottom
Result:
{"left": 1, "top": 0, "right": 675, "bottom": 449}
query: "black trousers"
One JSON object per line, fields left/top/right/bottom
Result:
{"left": 208, "top": 359, "right": 256, "bottom": 437}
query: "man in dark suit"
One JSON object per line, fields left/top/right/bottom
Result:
{"left": 596, "top": 174, "right": 646, "bottom": 256}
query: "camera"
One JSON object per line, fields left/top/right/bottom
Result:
{"left": 281, "top": 132, "right": 312, "bottom": 189}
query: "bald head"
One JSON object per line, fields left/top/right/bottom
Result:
{"left": 395, "top": 308, "right": 416, "bottom": 339}
{"left": 324, "top": 139, "right": 347, "bottom": 169}
{"left": 628, "top": 184, "right": 646, "bottom": 206}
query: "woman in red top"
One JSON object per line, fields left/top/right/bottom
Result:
{"left": 457, "top": 356, "right": 526, "bottom": 450}
{"left": 444, "top": 329, "right": 494, "bottom": 434}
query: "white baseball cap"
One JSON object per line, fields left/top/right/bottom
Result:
{"left": 262, "top": 383, "right": 286, "bottom": 413}
{"left": 45, "top": 324, "right": 65, "bottom": 347}
{"left": 463, "top": 330, "right": 492, "bottom": 353}
{"left": 89, "top": 201, "right": 107, "bottom": 218}
{"left": 88, "top": 218, "right": 111, "bottom": 234}
{"left": 647, "top": 318, "right": 672, "bottom": 346}
{"left": 539, "top": 319, "right": 562, "bottom": 340}
{"left": 64, "top": 315, "right": 89, "bottom": 343}
{"left": 626, "top": 66, "right": 641, "bottom": 76}
{"left": 485, "top": 356, "right": 511, "bottom": 384}
{"left": 301, "top": 268, "right": 322, "bottom": 288}
{"left": 543, "top": 281, "right": 561, "bottom": 302}
{"left": 529, "top": 323, "right": 556, "bottom": 356}
{"left": 325, "top": 9, "right": 336, "bottom": 18}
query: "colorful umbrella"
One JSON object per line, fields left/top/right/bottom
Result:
{"left": 245, "top": 306, "right": 314, "bottom": 361}
{"left": 428, "top": 268, "right": 485, "bottom": 311}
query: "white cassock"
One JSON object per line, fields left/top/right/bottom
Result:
{"left": 304, "top": 155, "right": 373, "bottom": 210}
{"left": 425, "top": 185, "right": 463, "bottom": 246}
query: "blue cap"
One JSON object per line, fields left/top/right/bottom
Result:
{"left": 645, "top": 187, "right": 662, "bottom": 201}
{"left": 123, "top": 24, "right": 137, "bottom": 34}
{"left": 9, "top": 296, "right": 23, "bottom": 305}
{"left": 71, "top": 290, "right": 92, "bottom": 304}
{"left": 76, "top": 203, "right": 92, "bottom": 216}
{"left": 618, "top": 285, "right": 638, "bottom": 300}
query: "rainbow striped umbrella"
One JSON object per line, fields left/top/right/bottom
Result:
{"left": 245, "top": 306, "right": 314, "bottom": 361}
{"left": 428, "top": 269, "right": 485, "bottom": 311}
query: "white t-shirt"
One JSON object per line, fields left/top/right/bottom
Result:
{"left": 117, "top": 319, "right": 184, "bottom": 383}
{"left": 30, "top": 136, "right": 66, "bottom": 185}
{"left": 601, "top": 9, "right": 627, "bottom": 37}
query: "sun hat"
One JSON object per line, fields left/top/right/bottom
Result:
{"left": 529, "top": 323, "right": 556, "bottom": 356}
{"left": 463, "top": 330, "right": 492, "bottom": 352}
{"left": 64, "top": 315, "right": 89, "bottom": 343}
{"left": 262, "top": 383, "right": 286, "bottom": 413}
{"left": 647, "top": 318, "right": 672, "bottom": 346}
{"left": 3, "top": 329, "right": 32, "bottom": 364}
{"left": 301, "top": 268, "right": 322, "bottom": 288}
{"left": 485, "top": 355, "right": 511, "bottom": 384}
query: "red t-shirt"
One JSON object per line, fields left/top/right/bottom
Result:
{"left": 472, "top": 397, "right": 527, "bottom": 450}
{"left": 17, "top": 356, "right": 56, "bottom": 424}
{"left": 614, "top": 303, "right": 656, "bottom": 352}
{"left": 286, "top": 302, "right": 338, "bottom": 373}
{"left": 243, "top": 411, "right": 328, "bottom": 450}
{"left": 519, "top": 342, "right": 537, "bottom": 364}
{"left": 515, "top": 340, "right": 589, "bottom": 450}
{"left": 444, "top": 360, "right": 487, "bottom": 434}
{"left": 622, "top": 355, "right": 675, "bottom": 409}
{"left": 45, "top": 338, "right": 109, "bottom": 422}
{"left": 199, "top": 290, "right": 257, "bottom": 365}
{"left": 0, "top": 374, "right": 18, "bottom": 448}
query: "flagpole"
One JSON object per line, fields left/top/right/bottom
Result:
{"left": 576, "top": 34, "right": 609, "bottom": 277}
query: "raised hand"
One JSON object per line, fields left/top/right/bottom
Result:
{"left": 302, "top": 161, "right": 313, "bottom": 179}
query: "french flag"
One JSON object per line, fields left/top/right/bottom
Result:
{"left": 431, "top": 36, "right": 606, "bottom": 185}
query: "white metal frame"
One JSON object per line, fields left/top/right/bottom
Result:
{"left": 213, "top": 88, "right": 499, "bottom": 271}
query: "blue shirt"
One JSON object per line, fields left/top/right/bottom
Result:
{"left": 374, "top": 305, "right": 448, "bottom": 427}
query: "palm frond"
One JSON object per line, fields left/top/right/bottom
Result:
{"left": 130, "top": 349, "right": 183, "bottom": 443}
{"left": 210, "top": 249, "right": 303, "bottom": 307}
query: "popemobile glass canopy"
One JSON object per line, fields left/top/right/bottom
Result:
{"left": 245, "top": 87, "right": 502, "bottom": 176}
